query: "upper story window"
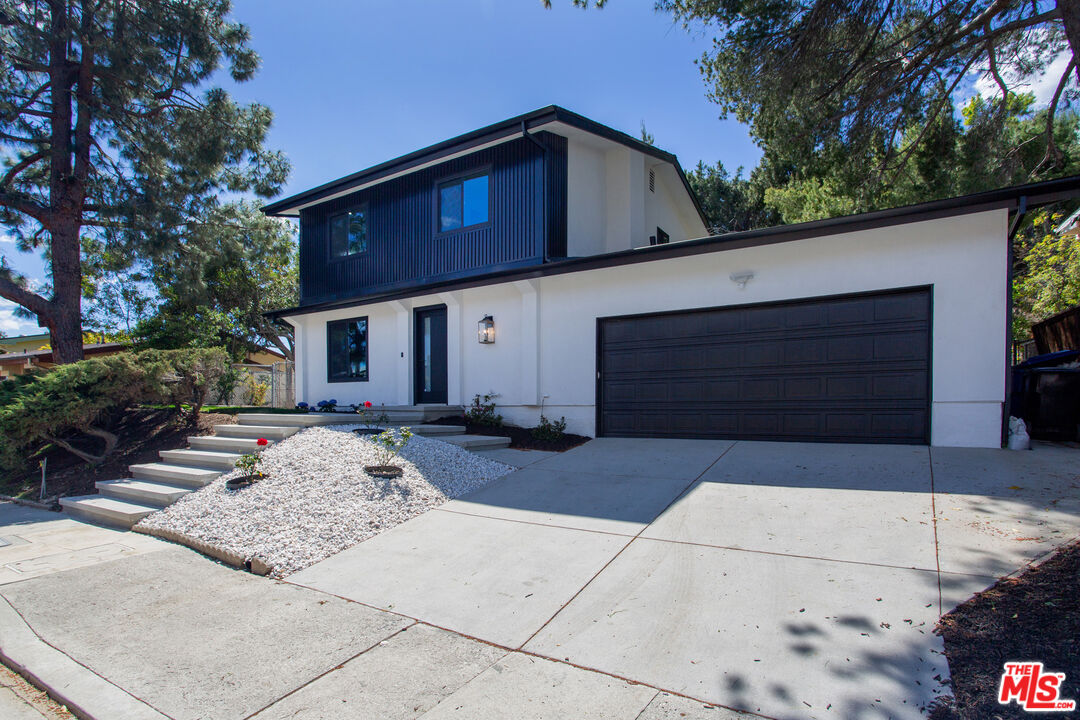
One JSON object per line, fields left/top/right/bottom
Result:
{"left": 438, "top": 172, "right": 489, "bottom": 232}
{"left": 329, "top": 207, "right": 368, "bottom": 258}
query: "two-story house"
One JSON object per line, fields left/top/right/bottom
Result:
{"left": 265, "top": 105, "right": 1078, "bottom": 448}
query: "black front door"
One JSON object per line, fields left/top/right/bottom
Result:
{"left": 414, "top": 305, "right": 448, "bottom": 404}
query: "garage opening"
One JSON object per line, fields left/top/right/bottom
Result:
{"left": 597, "top": 287, "right": 931, "bottom": 444}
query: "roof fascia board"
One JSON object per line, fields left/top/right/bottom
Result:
{"left": 262, "top": 105, "right": 705, "bottom": 217}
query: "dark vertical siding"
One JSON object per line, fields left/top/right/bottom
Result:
{"left": 545, "top": 134, "right": 568, "bottom": 259}
{"left": 298, "top": 133, "right": 568, "bottom": 304}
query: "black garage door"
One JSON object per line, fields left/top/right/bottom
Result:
{"left": 597, "top": 287, "right": 931, "bottom": 444}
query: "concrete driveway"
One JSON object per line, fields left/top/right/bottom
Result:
{"left": 289, "top": 438, "right": 1080, "bottom": 720}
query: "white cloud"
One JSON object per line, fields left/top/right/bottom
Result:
{"left": 0, "top": 298, "right": 46, "bottom": 337}
{"left": 970, "top": 50, "right": 1075, "bottom": 109}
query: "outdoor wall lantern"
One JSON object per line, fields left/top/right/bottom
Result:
{"left": 478, "top": 315, "right": 495, "bottom": 344}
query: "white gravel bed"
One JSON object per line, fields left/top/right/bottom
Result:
{"left": 135, "top": 425, "right": 513, "bottom": 578}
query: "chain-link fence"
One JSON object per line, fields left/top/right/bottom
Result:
{"left": 218, "top": 362, "right": 294, "bottom": 408}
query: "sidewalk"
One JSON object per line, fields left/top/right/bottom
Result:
{"left": 0, "top": 502, "right": 728, "bottom": 720}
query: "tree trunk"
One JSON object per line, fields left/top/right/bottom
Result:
{"left": 47, "top": 221, "right": 85, "bottom": 364}
{"left": 1060, "top": 0, "right": 1080, "bottom": 84}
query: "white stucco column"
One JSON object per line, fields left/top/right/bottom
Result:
{"left": 290, "top": 317, "right": 306, "bottom": 404}
{"left": 438, "top": 291, "right": 463, "bottom": 406}
{"left": 387, "top": 300, "right": 411, "bottom": 406}
{"left": 513, "top": 279, "right": 540, "bottom": 407}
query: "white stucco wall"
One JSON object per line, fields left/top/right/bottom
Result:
{"left": 566, "top": 139, "right": 606, "bottom": 257}
{"left": 285, "top": 208, "right": 1008, "bottom": 448}
{"left": 567, "top": 141, "right": 705, "bottom": 255}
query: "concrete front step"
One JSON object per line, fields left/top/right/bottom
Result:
{"left": 96, "top": 479, "right": 191, "bottom": 507}
{"left": 409, "top": 424, "right": 466, "bottom": 436}
{"left": 59, "top": 495, "right": 159, "bottom": 529}
{"left": 159, "top": 449, "right": 242, "bottom": 470}
{"left": 214, "top": 424, "right": 299, "bottom": 440}
{"left": 438, "top": 434, "right": 512, "bottom": 450}
{"left": 129, "top": 463, "right": 221, "bottom": 488}
{"left": 237, "top": 405, "right": 463, "bottom": 427}
{"left": 188, "top": 435, "right": 273, "bottom": 453}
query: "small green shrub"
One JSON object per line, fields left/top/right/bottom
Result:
{"left": 243, "top": 374, "right": 270, "bottom": 406}
{"left": 532, "top": 415, "right": 567, "bottom": 443}
{"left": 370, "top": 427, "right": 413, "bottom": 466}
{"left": 465, "top": 392, "right": 502, "bottom": 427}
{"left": 214, "top": 365, "right": 243, "bottom": 404}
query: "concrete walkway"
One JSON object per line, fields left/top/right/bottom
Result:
{"left": 0, "top": 439, "right": 1077, "bottom": 719}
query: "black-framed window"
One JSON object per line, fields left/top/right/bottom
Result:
{"left": 327, "top": 317, "right": 368, "bottom": 382}
{"left": 329, "top": 207, "right": 368, "bottom": 258}
{"left": 438, "top": 172, "right": 489, "bottom": 232}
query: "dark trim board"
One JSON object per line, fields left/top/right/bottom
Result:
{"left": 595, "top": 286, "right": 934, "bottom": 445}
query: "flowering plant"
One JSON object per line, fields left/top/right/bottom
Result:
{"left": 354, "top": 400, "right": 389, "bottom": 430}
{"left": 233, "top": 438, "right": 269, "bottom": 479}
{"left": 295, "top": 401, "right": 309, "bottom": 410}
{"left": 316, "top": 399, "right": 338, "bottom": 413}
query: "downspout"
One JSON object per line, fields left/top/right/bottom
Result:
{"left": 1002, "top": 195, "right": 1028, "bottom": 446}
{"left": 521, "top": 121, "right": 549, "bottom": 263}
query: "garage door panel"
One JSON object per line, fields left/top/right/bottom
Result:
{"left": 598, "top": 288, "right": 931, "bottom": 444}
{"left": 874, "top": 332, "right": 928, "bottom": 360}
{"left": 827, "top": 335, "right": 874, "bottom": 362}
{"left": 875, "top": 293, "right": 928, "bottom": 321}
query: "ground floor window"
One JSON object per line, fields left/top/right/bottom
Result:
{"left": 327, "top": 317, "right": 368, "bottom": 382}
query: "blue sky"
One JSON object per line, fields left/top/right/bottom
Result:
{"left": 4, "top": 0, "right": 1062, "bottom": 337}
{"left": 3, "top": 0, "right": 762, "bottom": 336}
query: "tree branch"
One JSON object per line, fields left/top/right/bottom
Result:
{"left": 1033, "top": 57, "right": 1077, "bottom": 177}
{"left": 0, "top": 190, "right": 52, "bottom": 225}
{"left": 43, "top": 433, "right": 106, "bottom": 464}
{"left": 0, "top": 150, "right": 48, "bottom": 190}
{"left": 0, "top": 270, "right": 53, "bottom": 321}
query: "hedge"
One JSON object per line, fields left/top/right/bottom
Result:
{"left": 0, "top": 348, "right": 229, "bottom": 473}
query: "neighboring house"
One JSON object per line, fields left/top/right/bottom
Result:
{"left": 0, "top": 332, "right": 52, "bottom": 355}
{"left": 264, "top": 105, "right": 1080, "bottom": 449}
{"left": 0, "top": 342, "right": 128, "bottom": 380}
{"left": 244, "top": 347, "right": 289, "bottom": 366}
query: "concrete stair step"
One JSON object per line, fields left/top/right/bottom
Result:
{"left": 159, "top": 449, "right": 242, "bottom": 470}
{"left": 214, "top": 424, "right": 299, "bottom": 440}
{"left": 129, "top": 463, "right": 221, "bottom": 488}
{"left": 59, "top": 495, "right": 159, "bottom": 529}
{"left": 409, "top": 424, "right": 466, "bottom": 436}
{"left": 438, "top": 434, "right": 512, "bottom": 450}
{"left": 188, "top": 436, "right": 273, "bottom": 453}
{"left": 238, "top": 406, "right": 463, "bottom": 427}
{"left": 95, "top": 479, "right": 192, "bottom": 507}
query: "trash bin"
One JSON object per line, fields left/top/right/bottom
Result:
{"left": 1025, "top": 368, "right": 1080, "bottom": 440}
{"left": 1011, "top": 351, "right": 1080, "bottom": 441}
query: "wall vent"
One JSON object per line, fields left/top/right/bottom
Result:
{"left": 649, "top": 169, "right": 655, "bottom": 192}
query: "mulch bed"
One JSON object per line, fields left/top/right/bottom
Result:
{"left": 931, "top": 541, "right": 1080, "bottom": 719}
{"left": 1, "top": 408, "right": 235, "bottom": 500}
{"left": 429, "top": 415, "right": 590, "bottom": 452}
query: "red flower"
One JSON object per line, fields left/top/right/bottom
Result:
{"left": 364, "top": 401, "right": 373, "bottom": 408}
{"left": 256, "top": 438, "right": 269, "bottom": 446}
